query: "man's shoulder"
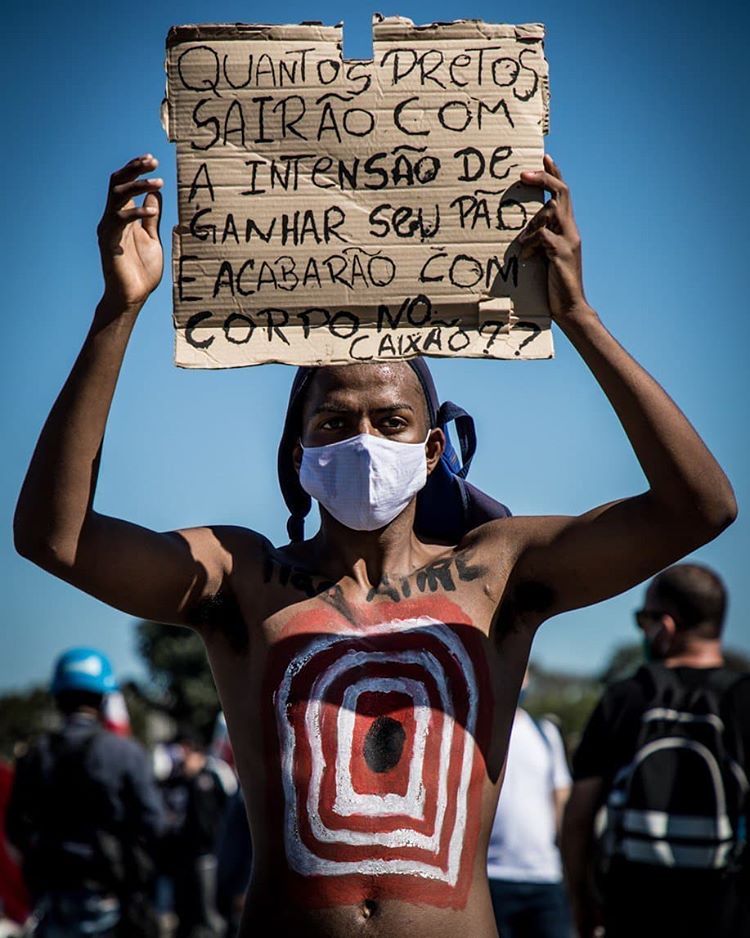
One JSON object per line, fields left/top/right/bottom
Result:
{"left": 459, "top": 515, "right": 527, "bottom": 553}
{"left": 185, "top": 526, "right": 273, "bottom": 626}
{"left": 594, "top": 672, "right": 650, "bottom": 724}
{"left": 454, "top": 517, "right": 528, "bottom": 587}
{"left": 715, "top": 668, "right": 750, "bottom": 714}
{"left": 195, "top": 524, "right": 272, "bottom": 559}
{"left": 90, "top": 728, "right": 151, "bottom": 769}
{"left": 20, "top": 724, "right": 145, "bottom": 769}
{"left": 515, "top": 709, "right": 559, "bottom": 747}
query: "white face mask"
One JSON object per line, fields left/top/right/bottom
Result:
{"left": 299, "top": 432, "right": 429, "bottom": 531}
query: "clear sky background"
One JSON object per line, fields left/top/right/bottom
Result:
{"left": 1, "top": 0, "right": 747, "bottom": 692}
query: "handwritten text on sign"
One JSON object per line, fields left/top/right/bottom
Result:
{"left": 163, "top": 17, "right": 553, "bottom": 367}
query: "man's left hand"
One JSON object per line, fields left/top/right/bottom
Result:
{"left": 518, "top": 155, "right": 589, "bottom": 322}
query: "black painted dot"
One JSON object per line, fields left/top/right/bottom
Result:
{"left": 363, "top": 716, "right": 406, "bottom": 773}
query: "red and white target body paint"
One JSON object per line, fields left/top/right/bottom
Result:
{"left": 264, "top": 597, "right": 492, "bottom": 908}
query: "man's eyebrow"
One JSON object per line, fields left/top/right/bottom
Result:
{"left": 311, "top": 403, "right": 353, "bottom": 416}
{"left": 372, "top": 403, "right": 416, "bottom": 414}
{"left": 311, "top": 402, "right": 416, "bottom": 416}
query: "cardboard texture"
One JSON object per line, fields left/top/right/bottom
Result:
{"left": 163, "top": 15, "right": 553, "bottom": 367}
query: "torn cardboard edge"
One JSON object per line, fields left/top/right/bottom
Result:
{"left": 162, "top": 16, "right": 549, "bottom": 137}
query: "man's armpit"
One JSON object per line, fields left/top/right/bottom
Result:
{"left": 189, "top": 585, "right": 248, "bottom": 654}
{"left": 494, "top": 578, "right": 557, "bottom": 636}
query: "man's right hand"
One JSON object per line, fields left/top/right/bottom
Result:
{"left": 97, "top": 154, "right": 164, "bottom": 309}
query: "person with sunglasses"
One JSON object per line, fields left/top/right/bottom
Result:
{"left": 564, "top": 564, "right": 750, "bottom": 938}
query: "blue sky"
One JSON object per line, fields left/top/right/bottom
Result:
{"left": 1, "top": 0, "right": 748, "bottom": 691}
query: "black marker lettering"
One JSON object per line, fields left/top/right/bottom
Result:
{"left": 184, "top": 310, "right": 215, "bottom": 349}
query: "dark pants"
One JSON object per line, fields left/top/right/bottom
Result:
{"left": 174, "top": 854, "right": 223, "bottom": 937}
{"left": 489, "top": 879, "right": 571, "bottom": 938}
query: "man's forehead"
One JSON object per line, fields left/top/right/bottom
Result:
{"left": 305, "top": 362, "right": 424, "bottom": 409}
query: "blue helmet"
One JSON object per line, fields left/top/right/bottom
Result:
{"left": 51, "top": 647, "right": 118, "bottom": 696}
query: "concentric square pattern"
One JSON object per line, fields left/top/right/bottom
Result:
{"left": 275, "top": 616, "right": 480, "bottom": 887}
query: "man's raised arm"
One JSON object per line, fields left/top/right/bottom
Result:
{"left": 14, "top": 155, "right": 235, "bottom": 626}
{"left": 494, "top": 155, "right": 736, "bottom": 625}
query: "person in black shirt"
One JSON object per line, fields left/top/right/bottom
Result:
{"left": 562, "top": 564, "right": 750, "bottom": 938}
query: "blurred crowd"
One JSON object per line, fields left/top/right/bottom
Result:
{"left": 0, "top": 651, "right": 250, "bottom": 938}
{"left": 1, "top": 563, "right": 748, "bottom": 937}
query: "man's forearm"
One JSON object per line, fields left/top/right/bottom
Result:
{"left": 562, "top": 810, "right": 598, "bottom": 935}
{"left": 559, "top": 304, "right": 736, "bottom": 536}
{"left": 516, "top": 158, "right": 735, "bottom": 540}
{"left": 14, "top": 297, "right": 140, "bottom": 569}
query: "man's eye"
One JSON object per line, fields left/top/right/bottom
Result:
{"left": 321, "top": 418, "right": 345, "bottom": 430}
{"left": 382, "top": 417, "right": 407, "bottom": 430}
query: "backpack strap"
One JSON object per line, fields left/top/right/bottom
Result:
{"left": 529, "top": 716, "right": 554, "bottom": 753}
{"left": 703, "top": 670, "right": 750, "bottom": 789}
{"left": 436, "top": 401, "right": 476, "bottom": 479}
{"left": 528, "top": 715, "right": 560, "bottom": 791}
{"left": 631, "top": 663, "right": 681, "bottom": 747}
{"left": 637, "top": 663, "right": 747, "bottom": 697}
{"left": 38, "top": 725, "right": 104, "bottom": 828}
{"left": 702, "top": 668, "right": 747, "bottom": 697}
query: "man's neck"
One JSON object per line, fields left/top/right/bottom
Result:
{"left": 663, "top": 637, "right": 724, "bottom": 669}
{"left": 311, "top": 503, "right": 434, "bottom": 590}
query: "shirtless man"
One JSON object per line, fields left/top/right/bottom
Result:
{"left": 14, "top": 152, "right": 736, "bottom": 937}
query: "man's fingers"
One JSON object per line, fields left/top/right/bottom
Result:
{"left": 519, "top": 200, "right": 560, "bottom": 239}
{"left": 520, "top": 169, "right": 569, "bottom": 202}
{"left": 109, "top": 154, "right": 158, "bottom": 189}
{"left": 99, "top": 202, "right": 157, "bottom": 240}
{"left": 99, "top": 154, "right": 163, "bottom": 242}
{"left": 110, "top": 178, "right": 163, "bottom": 212}
{"left": 142, "top": 190, "right": 162, "bottom": 241}
{"left": 115, "top": 205, "right": 159, "bottom": 224}
{"left": 520, "top": 155, "right": 570, "bottom": 208}
{"left": 543, "top": 152, "right": 564, "bottom": 181}
{"left": 105, "top": 154, "right": 160, "bottom": 214}
{"left": 519, "top": 226, "right": 564, "bottom": 259}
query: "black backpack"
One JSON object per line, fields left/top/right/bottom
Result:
{"left": 601, "top": 664, "right": 749, "bottom": 871}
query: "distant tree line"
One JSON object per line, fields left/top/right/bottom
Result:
{"left": 1, "top": 624, "right": 748, "bottom": 761}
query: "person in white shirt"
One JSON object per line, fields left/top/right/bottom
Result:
{"left": 488, "top": 679, "right": 572, "bottom": 938}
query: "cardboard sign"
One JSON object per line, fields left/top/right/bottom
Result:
{"left": 162, "top": 16, "right": 553, "bottom": 367}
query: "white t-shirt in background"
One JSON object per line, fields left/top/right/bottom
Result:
{"left": 487, "top": 708, "right": 571, "bottom": 883}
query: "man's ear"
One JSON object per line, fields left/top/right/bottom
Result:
{"left": 293, "top": 440, "right": 303, "bottom": 474}
{"left": 425, "top": 428, "right": 445, "bottom": 475}
{"left": 652, "top": 613, "right": 677, "bottom": 655}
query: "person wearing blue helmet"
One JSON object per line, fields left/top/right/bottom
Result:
{"left": 50, "top": 646, "right": 118, "bottom": 698}
{"left": 5, "top": 648, "right": 165, "bottom": 937}
{"left": 13, "top": 153, "right": 736, "bottom": 938}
